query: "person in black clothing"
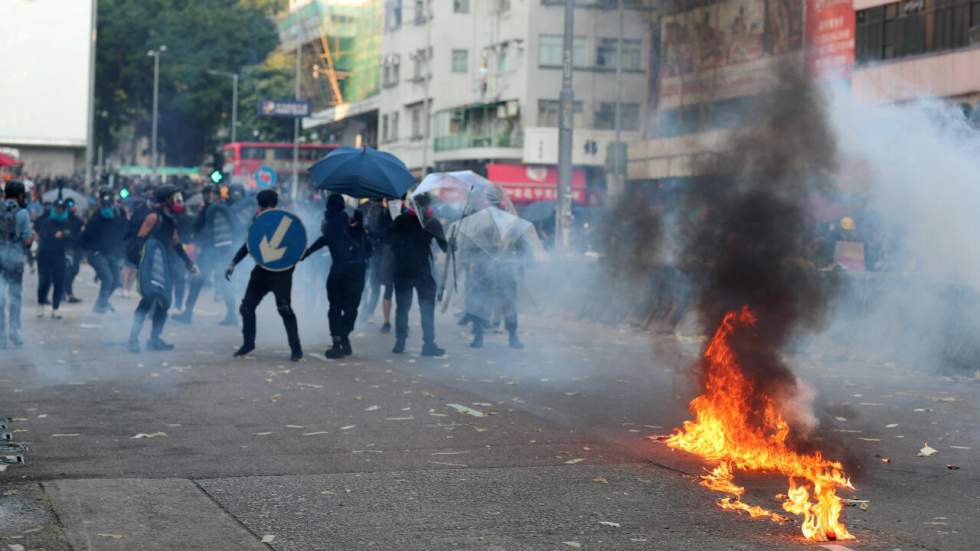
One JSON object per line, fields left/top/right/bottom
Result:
{"left": 174, "top": 184, "right": 238, "bottom": 325}
{"left": 81, "top": 187, "right": 127, "bottom": 313}
{"left": 170, "top": 210, "right": 194, "bottom": 312}
{"left": 361, "top": 198, "right": 394, "bottom": 332}
{"left": 225, "top": 189, "right": 303, "bottom": 362}
{"left": 35, "top": 199, "right": 73, "bottom": 319}
{"left": 127, "top": 185, "right": 198, "bottom": 353}
{"left": 388, "top": 195, "right": 447, "bottom": 356}
{"left": 62, "top": 198, "right": 84, "bottom": 304}
{"left": 302, "top": 193, "right": 372, "bottom": 359}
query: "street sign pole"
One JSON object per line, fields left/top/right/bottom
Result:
{"left": 556, "top": 0, "right": 575, "bottom": 254}
{"left": 84, "top": 0, "right": 97, "bottom": 195}
{"left": 292, "top": 42, "right": 301, "bottom": 202}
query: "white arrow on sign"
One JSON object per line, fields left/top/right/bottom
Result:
{"left": 258, "top": 216, "right": 292, "bottom": 263}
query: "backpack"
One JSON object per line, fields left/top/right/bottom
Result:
{"left": 125, "top": 206, "right": 157, "bottom": 265}
{"left": 0, "top": 202, "right": 18, "bottom": 245}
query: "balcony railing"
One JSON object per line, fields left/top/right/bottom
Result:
{"left": 433, "top": 131, "right": 523, "bottom": 152}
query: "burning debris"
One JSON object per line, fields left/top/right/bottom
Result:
{"left": 657, "top": 68, "right": 855, "bottom": 542}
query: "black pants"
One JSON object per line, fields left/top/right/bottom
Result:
{"left": 172, "top": 257, "right": 186, "bottom": 310}
{"left": 394, "top": 273, "right": 437, "bottom": 343}
{"left": 0, "top": 262, "right": 24, "bottom": 338}
{"left": 240, "top": 266, "right": 301, "bottom": 354}
{"left": 37, "top": 254, "right": 66, "bottom": 310}
{"left": 130, "top": 294, "right": 170, "bottom": 342}
{"left": 89, "top": 252, "right": 120, "bottom": 308}
{"left": 183, "top": 251, "right": 235, "bottom": 320}
{"left": 327, "top": 264, "right": 366, "bottom": 338}
{"left": 64, "top": 251, "right": 80, "bottom": 297}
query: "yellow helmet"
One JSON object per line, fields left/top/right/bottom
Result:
{"left": 840, "top": 217, "right": 855, "bottom": 231}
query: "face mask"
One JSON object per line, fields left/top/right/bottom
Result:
{"left": 167, "top": 192, "right": 186, "bottom": 215}
{"left": 100, "top": 207, "right": 116, "bottom": 219}
{"left": 50, "top": 208, "right": 68, "bottom": 222}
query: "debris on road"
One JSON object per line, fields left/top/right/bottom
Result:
{"left": 947, "top": 464, "right": 960, "bottom": 470}
{"left": 340, "top": 425, "right": 356, "bottom": 431}
{"left": 446, "top": 403, "right": 486, "bottom": 417}
{"left": 592, "top": 477, "right": 609, "bottom": 484}
{"left": 564, "top": 458, "right": 584, "bottom": 465}
{"left": 261, "top": 534, "right": 276, "bottom": 543}
{"left": 303, "top": 431, "right": 329, "bottom": 436}
{"left": 917, "top": 443, "right": 938, "bottom": 457}
{"left": 562, "top": 542, "right": 582, "bottom": 548}
{"left": 365, "top": 405, "right": 380, "bottom": 411}
{"left": 598, "top": 521, "right": 621, "bottom": 528}
{"left": 130, "top": 432, "right": 168, "bottom": 439}
{"left": 841, "top": 498, "right": 870, "bottom": 510}
{"left": 95, "top": 533, "right": 125, "bottom": 539}
{"left": 51, "top": 433, "right": 80, "bottom": 437}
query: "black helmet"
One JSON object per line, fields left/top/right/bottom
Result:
{"left": 3, "top": 180, "right": 25, "bottom": 199}
{"left": 98, "top": 186, "right": 114, "bottom": 203}
{"left": 202, "top": 183, "right": 218, "bottom": 195}
{"left": 154, "top": 184, "right": 179, "bottom": 205}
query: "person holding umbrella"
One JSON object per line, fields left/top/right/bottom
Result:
{"left": 301, "top": 193, "right": 372, "bottom": 358}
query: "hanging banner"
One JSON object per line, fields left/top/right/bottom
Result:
{"left": 805, "top": 0, "right": 856, "bottom": 78}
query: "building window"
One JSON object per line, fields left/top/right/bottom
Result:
{"left": 497, "top": 43, "right": 511, "bottom": 73}
{"left": 382, "top": 54, "right": 401, "bottom": 87}
{"left": 451, "top": 49, "right": 468, "bottom": 73}
{"left": 856, "top": 0, "right": 980, "bottom": 64}
{"left": 412, "top": 48, "right": 431, "bottom": 81}
{"left": 408, "top": 102, "right": 426, "bottom": 140}
{"left": 453, "top": 0, "right": 469, "bottom": 13}
{"left": 390, "top": 112, "right": 400, "bottom": 142}
{"left": 595, "top": 102, "right": 640, "bottom": 130}
{"left": 537, "top": 99, "right": 584, "bottom": 128}
{"left": 596, "top": 38, "right": 642, "bottom": 70}
{"left": 385, "top": 0, "right": 402, "bottom": 32}
{"left": 414, "top": 0, "right": 428, "bottom": 24}
{"left": 381, "top": 114, "right": 390, "bottom": 143}
{"left": 539, "top": 35, "right": 587, "bottom": 67}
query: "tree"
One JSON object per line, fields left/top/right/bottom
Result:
{"left": 233, "top": 51, "right": 297, "bottom": 144}
{"left": 95, "top": 0, "right": 280, "bottom": 166}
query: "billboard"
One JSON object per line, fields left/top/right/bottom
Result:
{"left": 805, "top": 0, "right": 856, "bottom": 78}
{"left": 0, "top": 0, "right": 94, "bottom": 148}
{"left": 258, "top": 98, "right": 313, "bottom": 117}
{"left": 659, "top": 0, "right": 804, "bottom": 109}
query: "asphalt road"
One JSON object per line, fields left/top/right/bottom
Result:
{"left": 1, "top": 265, "right": 977, "bottom": 551}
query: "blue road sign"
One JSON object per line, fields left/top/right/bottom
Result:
{"left": 255, "top": 165, "right": 277, "bottom": 189}
{"left": 246, "top": 209, "right": 308, "bottom": 271}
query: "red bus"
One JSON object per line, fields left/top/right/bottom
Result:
{"left": 222, "top": 142, "right": 339, "bottom": 189}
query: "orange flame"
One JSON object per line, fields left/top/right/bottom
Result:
{"left": 665, "top": 306, "right": 854, "bottom": 541}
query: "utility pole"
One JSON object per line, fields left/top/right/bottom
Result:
{"left": 612, "top": 0, "right": 625, "bottom": 201}
{"left": 556, "top": 0, "right": 575, "bottom": 254}
{"left": 207, "top": 69, "right": 239, "bottom": 143}
{"left": 84, "top": 0, "right": 97, "bottom": 194}
{"left": 421, "top": 2, "right": 433, "bottom": 175}
{"left": 148, "top": 45, "right": 167, "bottom": 178}
{"left": 292, "top": 41, "right": 301, "bottom": 201}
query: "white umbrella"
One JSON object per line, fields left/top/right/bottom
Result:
{"left": 41, "top": 188, "right": 91, "bottom": 210}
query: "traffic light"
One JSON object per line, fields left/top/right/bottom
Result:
{"left": 119, "top": 187, "right": 130, "bottom": 200}
{"left": 210, "top": 152, "right": 225, "bottom": 184}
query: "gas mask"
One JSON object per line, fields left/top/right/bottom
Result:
{"left": 166, "top": 192, "right": 186, "bottom": 216}
{"left": 50, "top": 207, "right": 69, "bottom": 222}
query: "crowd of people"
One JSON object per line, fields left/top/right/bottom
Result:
{"left": 0, "top": 176, "right": 526, "bottom": 360}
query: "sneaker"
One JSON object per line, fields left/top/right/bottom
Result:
{"left": 9, "top": 333, "right": 23, "bottom": 347}
{"left": 36, "top": 304, "right": 47, "bottom": 318}
{"left": 509, "top": 334, "right": 525, "bottom": 350}
{"left": 392, "top": 339, "right": 405, "bottom": 354}
{"left": 421, "top": 342, "right": 445, "bottom": 357}
{"left": 66, "top": 295, "right": 82, "bottom": 304}
{"left": 380, "top": 322, "right": 392, "bottom": 334}
{"left": 470, "top": 334, "right": 483, "bottom": 349}
{"left": 218, "top": 315, "right": 237, "bottom": 326}
{"left": 234, "top": 345, "right": 255, "bottom": 358}
{"left": 147, "top": 338, "right": 175, "bottom": 351}
{"left": 290, "top": 350, "right": 303, "bottom": 362}
{"left": 127, "top": 339, "right": 141, "bottom": 353}
{"left": 50, "top": 309, "right": 63, "bottom": 320}
{"left": 325, "top": 345, "right": 345, "bottom": 359}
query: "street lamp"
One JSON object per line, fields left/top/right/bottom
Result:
{"left": 207, "top": 69, "right": 239, "bottom": 144}
{"left": 147, "top": 45, "right": 167, "bottom": 177}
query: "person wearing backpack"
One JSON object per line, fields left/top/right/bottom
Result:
{"left": 62, "top": 198, "right": 85, "bottom": 304}
{"left": 0, "top": 181, "right": 34, "bottom": 348}
{"left": 301, "top": 193, "right": 372, "bottom": 359}
{"left": 174, "top": 184, "right": 238, "bottom": 326}
{"left": 81, "top": 187, "right": 127, "bottom": 314}
{"left": 127, "top": 185, "right": 198, "bottom": 353}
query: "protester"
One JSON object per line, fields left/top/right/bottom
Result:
{"left": 127, "top": 185, "right": 198, "bottom": 353}
{"left": 0, "top": 181, "right": 34, "bottom": 348}
{"left": 174, "top": 184, "right": 238, "bottom": 326}
{"left": 81, "top": 187, "right": 127, "bottom": 314}
{"left": 303, "top": 193, "right": 372, "bottom": 358}
{"left": 362, "top": 197, "right": 394, "bottom": 333}
{"left": 387, "top": 194, "right": 447, "bottom": 356}
{"left": 34, "top": 199, "right": 73, "bottom": 319}
{"left": 226, "top": 189, "right": 303, "bottom": 362}
{"left": 62, "top": 198, "right": 84, "bottom": 304}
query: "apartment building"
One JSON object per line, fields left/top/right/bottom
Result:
{"left": 302, "top": 0, "right": 648, "bottom": 206}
